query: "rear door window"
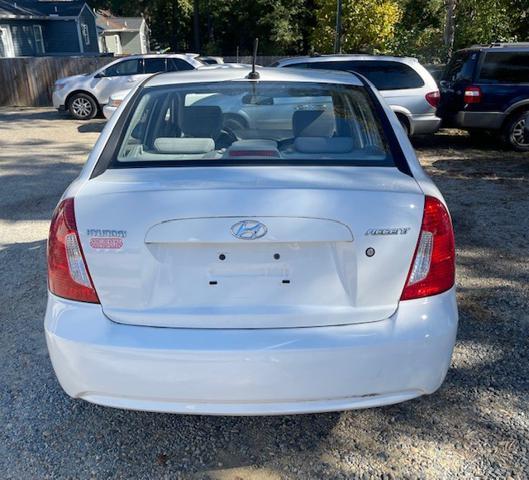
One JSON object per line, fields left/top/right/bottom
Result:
{"left": 285, "top": 61, "right": 424, "bottom": 90}
{"left": 143, "top": 57, "right": 167, "bottom": 74}
{"left": 167, "top": 58, "right": 195, "bottom": 72}
{"left": 478, "top": 52, "right": 529, "bottom": 84}
{"left": 442, "top": 51, "right": 477, "bottom": 83}
{"left": 104, "top": 59, "right": 142, "bottom": 77}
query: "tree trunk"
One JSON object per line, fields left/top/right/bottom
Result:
{"left": 443, "top": 0, "right": 457, "bottom": 61}
{"left": 334, "top": 0, "right": 343, "bottom": 54}
{"left": 193, "top": 0, "right": 200, "bottom": 52}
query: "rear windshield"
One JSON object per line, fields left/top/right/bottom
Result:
{"left": 110, "top": 81, "right": 394, "bottom": 167}
{"left": 285, "top": 61, "right": 425, "bottom": 90}
{"left": 442, "top": 51, "right": 478, "bottom": 82}
{"left": 479, "top": 51, "right": 529, "bottom": 84}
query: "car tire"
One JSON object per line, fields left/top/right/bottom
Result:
{"left": 68, "top": 93, "right": 98, "bottom": 120}
{"left": 502, "top": 111, "right": 529, "bottom": 152}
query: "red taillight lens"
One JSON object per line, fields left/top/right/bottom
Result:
{"left": 47, "top": 198, "right": 99, "bottom": 303}
{"left": 425, "top": 90, "right": 441, "bottom": 108}
{"left": 464, "top": 86, "right": 481, "bottom": 104}
{"left": 401, "top": 196, "right": 455, "bottom": 301}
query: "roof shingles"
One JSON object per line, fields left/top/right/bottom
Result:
{"left": 0, "top": 0, "right": 86, "bottom": 18}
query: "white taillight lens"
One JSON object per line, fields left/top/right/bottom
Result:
{"left": 407, "top": 231, "right": 433, "bottom": 285}
{"left": 65, "top": 233, "right": 92, "bottom": 287}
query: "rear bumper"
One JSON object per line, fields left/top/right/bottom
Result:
{"left": 444, "top": 111, "right": 505, "bottom": 130}
{"left": 409, "top": 114, "right": 442, "bottom": 135}
{"left": 45, "top": 289, "right": 458, "bottom": 415}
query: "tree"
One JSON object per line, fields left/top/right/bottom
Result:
{"left": 444, "top": 0, "right": 457, "bottom": 60}
{"left": 88, "top": 0, "right": 529, "bottom": 60}
{"left": 197, "top": 0, "right": 311, "bottom": 55}
{"left": 389, "top": 0, "right": 444, "bottom": 62}
{"left": 454, "top": 0, "right": 515, "bottom": 49}
{"left": 311, "top": 0, "right": 402, "bottom": 53}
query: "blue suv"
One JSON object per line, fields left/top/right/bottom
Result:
{"left": 437, "top": 44, "right": 529, "bottom": 151}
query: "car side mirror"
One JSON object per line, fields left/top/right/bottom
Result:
{"left": 94, "top": 72, "right": 105, "bottom": 79}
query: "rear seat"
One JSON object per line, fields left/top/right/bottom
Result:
{"left": 154, "top": 138, "right": 215, "bottom": 155}
{"left": 151, "top": 106, "right": 222, "bottom": 159}
{"left": 291, "top": 109, "right": 355, "bottom": 154}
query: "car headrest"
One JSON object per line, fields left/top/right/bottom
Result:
{"left": 292, "top": 109, "right": 335, "bottom": 137}
{"left": 182, "top": 106, "right": 222, "bottom": 139}
{"left": 294, "top": 137, "right": 354, "bottom": 154}
{"left": 154, "top": 137, "right": 215, "bottom": 154}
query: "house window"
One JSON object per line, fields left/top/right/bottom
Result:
{"left": 0, "top": 25, "right": 15, "bottom": 57}
{"left": 22, "top": 25, "right": 33, "bottom": 47}
{"left": 33, "top": 25, "right": 45, "bottom": 54}
{"left": 80, "top": 23, "right": 90, "bottom": 46}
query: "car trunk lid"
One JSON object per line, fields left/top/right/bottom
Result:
{"left": 76, "top": 166, "right": 424, "bottom": 329}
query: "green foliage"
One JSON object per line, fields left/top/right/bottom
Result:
{"left": 311, "top": 0, "right": 402, "bottom": 53}
{"left": 388, "top": 0, "right": 445, "bottom": 62}
{"left": 88, "top": 0, "right": 529, "bottom": 62}
{"left": 198, "top": 0, "right": 312, "bottom": 55}
{"left": 454, "top": 0, "right": 517, "bottom": 49}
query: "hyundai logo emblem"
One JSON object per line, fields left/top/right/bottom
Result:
{"left": 231, "top": 220, "right": 268, "bottom": 240}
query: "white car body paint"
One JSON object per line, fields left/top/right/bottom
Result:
{"left": 45, "top": 67, "right": 458, "bottom": 415}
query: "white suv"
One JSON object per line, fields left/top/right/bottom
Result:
{"left": 273, "top": 55, "right": 441, "bottom": 136}
{"left": 52, "top": 54, "right": 203, "bottom": 120}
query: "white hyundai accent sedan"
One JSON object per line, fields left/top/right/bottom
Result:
{"left": 45, "top": 66, "right": 458, "bottom": 415}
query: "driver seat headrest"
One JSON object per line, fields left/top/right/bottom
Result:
{"left": 182, "top": 106, "right": 222, "bottom": 139}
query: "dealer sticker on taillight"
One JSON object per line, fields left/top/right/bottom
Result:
{"left": 87, "top": 229, "right": 127, "bottom": 250}
{"left": 89, "top": 237, "right": 124, "bottom": 249}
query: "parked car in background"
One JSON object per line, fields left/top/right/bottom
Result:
{"left": 45, "top": 66, "right": 457, "bottom": 415}
{"left": 53, "top": 54, "right": 203, "bottom": 120}
{"left": 272, "top": 55, "right": 441, "bottom": 136}
{"left": 102, "top": 63, "right": 251, "bottom": 120}
{"left": 102, "top": 89, "right": 129, "bottom": 119}
{"left": 437, "top": 43, "right": 529, "bottom": 151}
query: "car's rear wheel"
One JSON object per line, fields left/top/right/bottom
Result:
{"left": 68, "top": 93, "right": 98, "bottom": 120}
{"left": 502, "top": 111, "right": 529, "bottom": 152}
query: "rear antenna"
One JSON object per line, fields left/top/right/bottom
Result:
{"left": 246, "top": 38, "right": 260, "bottom": 80}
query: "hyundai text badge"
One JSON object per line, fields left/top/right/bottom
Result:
{"left": 231, "top": 220, "right": 268, "bottom": 240}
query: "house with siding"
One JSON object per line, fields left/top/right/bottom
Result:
{"left": 0, "top": 0, "right": 98, "bottom": 57}
{"left": 96, "top": 11, "right": 149, "bottom": 55}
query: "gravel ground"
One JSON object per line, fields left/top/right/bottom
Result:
{"left": 0, "top": 108, "right": 528, "bottom": 480}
